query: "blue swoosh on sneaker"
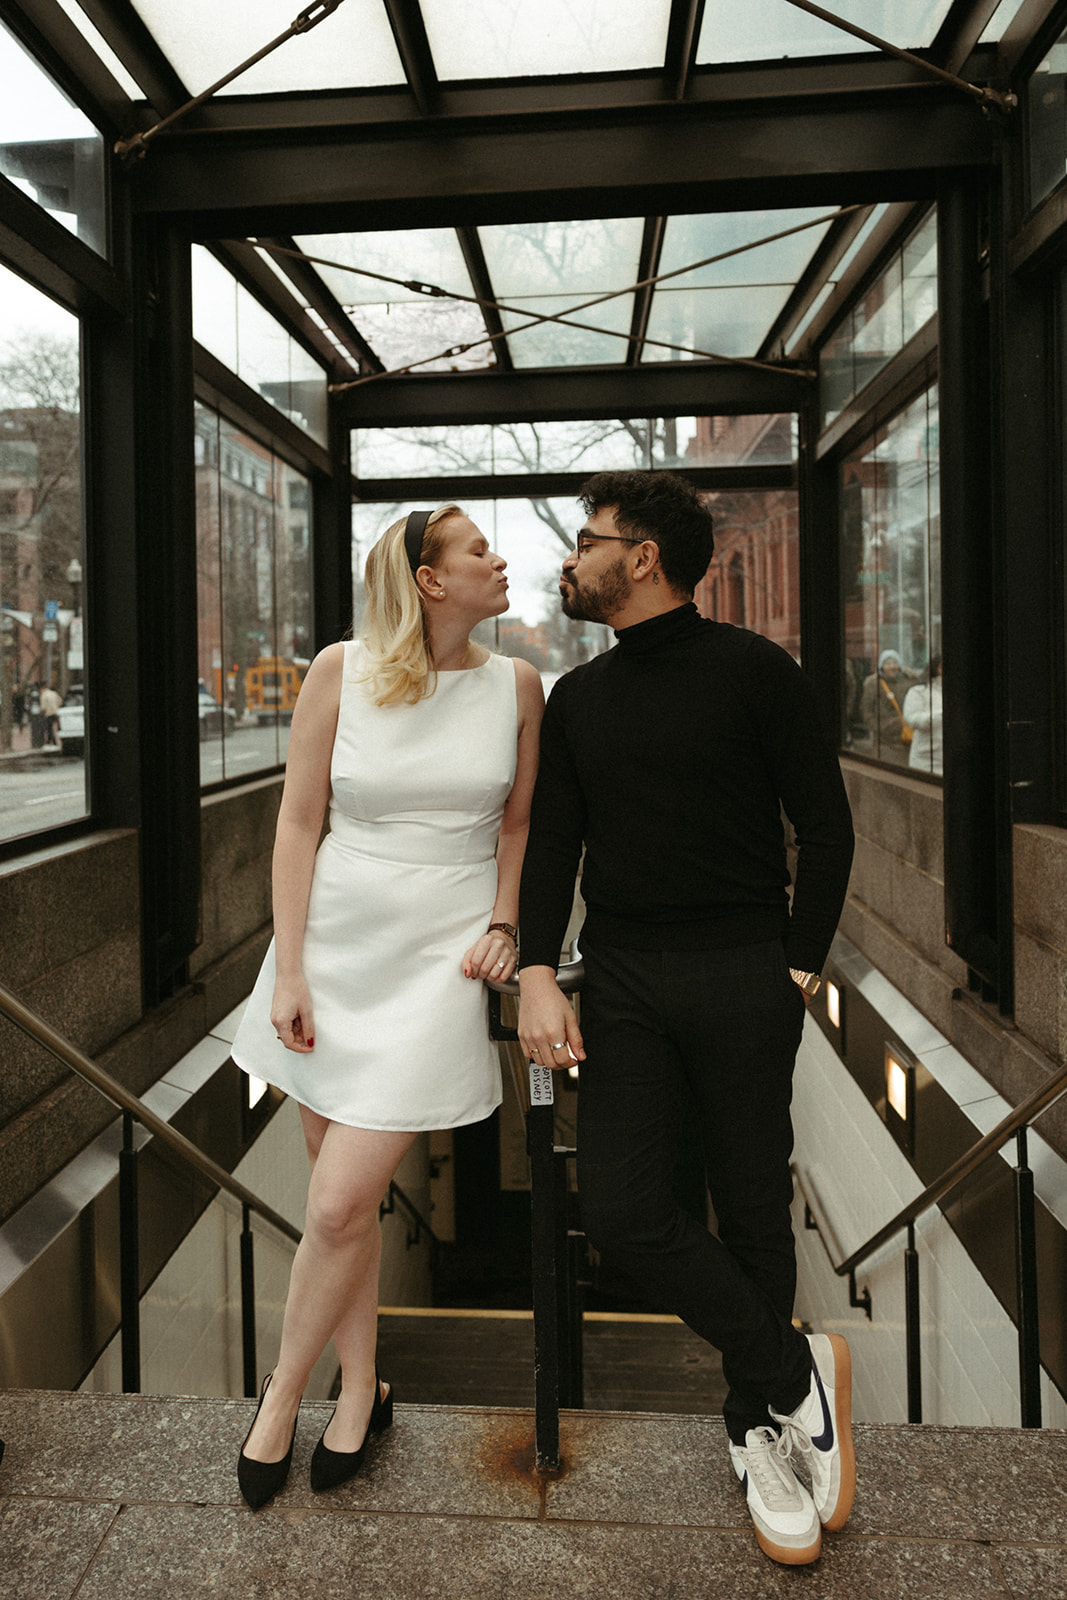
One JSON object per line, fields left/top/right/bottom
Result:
{"left": 809, "top": 1360, "right": 834, "bottom": 1452}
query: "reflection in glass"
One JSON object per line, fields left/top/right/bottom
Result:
{"left": 820, "top": 211, "right": 937, "bottom": 426}
{"left": 421, "top": 0, "right": 671, "bottom": 80}
{"left": 677, "top": 415, "right": 795, "bottom": 468}
{"left": 0, "top": 19, "right": 107, "bottom": 255}
{"left": 1029, "top": 27, "right": 1067, "bottom": 208}
{"left": 696, "top": 485, "right": 801, "bottom": 658}
{"left": 192, "top": 248, "right": 328, "bottom": 445}
{"left": 699, "top": 0, "right": 952, "bottom": 63}
{"left": 196, "top": 405, "right": 312, "bottom": 786}
{"left": 839, "top": 386, "right": 942, "bottom": 775}
{"left": 0, "top": 263, "right": 88, "bottom": 838}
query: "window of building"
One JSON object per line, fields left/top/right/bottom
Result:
{"left": 697, "top": 488, "right": 800, "bottom": 659}
{"left": 195, "top": 403, "right": 312, "bottom": 786}
{"left": 840, "top": 385, "right": 942, "bottom": 776}
{"left": 0, "top": 16, "right": 107, "bottom": 257}
{"left": 0, "top": 262, "right": 88, "bottom": 841}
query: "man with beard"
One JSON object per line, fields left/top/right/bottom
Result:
{"left": 516, "top": 470, "right": 856, "bottom": 1567}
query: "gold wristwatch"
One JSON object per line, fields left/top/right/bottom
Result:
{"left": 489, "top": 921, "right": 518, "bottom": 941}
{"left": 789, "top": 967, "right": 822, "bottom": 998}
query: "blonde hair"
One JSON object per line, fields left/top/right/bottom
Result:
{"left": 358, "top": 505, "right": 464, "bottom": 705}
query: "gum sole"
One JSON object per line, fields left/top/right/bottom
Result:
{"left": 822, "top": 1332, "right": 856, "bottom": 1532}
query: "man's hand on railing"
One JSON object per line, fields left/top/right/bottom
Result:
{"left": 517, "top": 963, "right": 586, "bottom": 1069}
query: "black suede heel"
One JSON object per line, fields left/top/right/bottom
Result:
{"left": 309, "top": 1371, "right": 393, "bottom": 1493}
{"left": 237, "top": 1372, "right": 299, "bottom": 1511}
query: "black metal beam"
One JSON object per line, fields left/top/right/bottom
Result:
{"left": 790, "top": 202, "right": 925, "bottom": 358}
{"left": 194, "top": 344, "right": 333, "bottom": 477}
{"left": 209, "top": 238, "right": 349, "bottom": 380}
{"left": 131, "top": 93, "right": 992, "bottom": 236}
{"left": 456, "top": 225, "right": 512, "bottom": 374}
{"left": 69, "top": 0, "right": 189, "bottom": 109}
{"left": 931, "top": 0, "right": 1004, "bottom": 76}
{"left": 0, "top": 172, "right": 126, "bottom": 314}
{"left": 381, "top": 0, "right": 439, "bottom": 117}
{"left": 335, "top": 359, "right": 811, "bottom": 429}
{"left": 997, "top": 0, "right": 1064, "bottom": 76}
{"left": 351, "top": 465, "right": 796, "bottom": 504}
{"left": 664, "top": 0, "right": 705, "bottom": 100}
{"left": 627, "top": 216, "right": 666, "bottom": 366}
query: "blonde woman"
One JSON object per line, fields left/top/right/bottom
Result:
{"left": 231, "top": 506, "right": 543, "bottom": 1508}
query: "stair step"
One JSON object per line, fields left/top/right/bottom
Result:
{"left": 1, "top": 1390, "right": 1066, "bottom": 1598}
{"left": 377, "top": 1308, "right": 728, "bottom": 1413}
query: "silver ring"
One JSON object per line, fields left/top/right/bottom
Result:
{"left": 551, "top": 1041, "right": 565, "bottom": 1049}
{"left": 496, "top": 958, "right": 507, "bottom": 967}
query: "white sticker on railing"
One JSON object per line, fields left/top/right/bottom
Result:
{"left": 528, "top": 1061, "right": 555, "bottom": 1106}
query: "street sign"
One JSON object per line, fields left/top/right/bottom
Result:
{"left": 44, "top": 600, "right": 59, "bottom": 621}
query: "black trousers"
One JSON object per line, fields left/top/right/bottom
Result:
{"left": 577, "top": 938, "right": 813, "bottom": 1443}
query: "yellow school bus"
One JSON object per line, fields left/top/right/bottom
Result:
{"left": 244, "top": 657, "right": 308, "bottom": 723}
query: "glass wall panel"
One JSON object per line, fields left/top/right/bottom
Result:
{"left": 840, "top": 386, "right": 942, "bottom": 775}
{"left": 820, "top": 211, "right": 937, "bottom": 426}
{"left": 353, "top": 415, "right": 795, "bottom": 481}
{"left": 0, "top": 18, "right": 107, "bottom": 256}
{"left": 0, "top": 263, "right": 88, "bottom": 839}
{"left": 191, "top": 247, "right": 328, "bottom": 446}
{"left": 195, "top": 403, "right": 311, "bottom": 785}
{"left": 1029, "top": 26, "right": 1067, "bottom": 208}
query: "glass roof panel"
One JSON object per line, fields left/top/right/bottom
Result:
{"left": 355, "top": 301, "right": 495, "bottom": 373}
{"left": 698, "top": 0, "right": 953, "bottom": 64}
{"left": 293, "top": 229, "right": 476, "bottom": 306}
{"left": 643, "top": 285, "right": 797, "bottom": 361}
{"left": 422, "top": 0, "right": 672, "bottom": 80}
{"left": 499, "top": 295, "right": 633, "bottom": 367}
{"left": 56, "top": 2, "right": 145, "bottom": 98}
{"left": 480, "top": 218, "right": 643, "bottom": 368}
{"left": 655, "top": 209, "right": 835, "bottom": 291}
{"left": 127, "top": 0, "right": 402, "bottom": 96}
{"left": 980, "top": 0, "right": 1029, "bottom": 41}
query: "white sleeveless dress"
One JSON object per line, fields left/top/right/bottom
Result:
{"left": 231, "top": 642, "right": 517, "bottom": 1130}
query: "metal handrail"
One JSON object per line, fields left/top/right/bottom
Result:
{"left": 836, "top": 1058, "right": 1067, "bottom": 1278}
{"left": 799, "top": 1053, "right": 1067, "bottom": 1427}
{"left": 0, "top": 980, "right": 301, "bottom": 1246}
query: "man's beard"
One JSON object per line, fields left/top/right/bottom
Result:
{"left": 559, "top": 557, "right": 630, "bottom": 625}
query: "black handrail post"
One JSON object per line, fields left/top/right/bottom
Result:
{"left": 1014, "top": 1127, "right": 1042, "bottom": 1428}
{"left": 528, "top": 1062, "right": 561, "bottom": 1474}
{"left": 241, "top": 1202, "right": 258, "bottom": 1399}
{"left": 904, "top": 1221, "right": 922, "bottom": 1423}
{"left": 119, "top": 1110, "right": 141, "bottom": 1393}
{"left": 552, "top": 1148, "right": 581, "bottom": 1409}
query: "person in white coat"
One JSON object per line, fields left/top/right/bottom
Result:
{"left": 902, "top": 654, "right": 943, "bottom": 776}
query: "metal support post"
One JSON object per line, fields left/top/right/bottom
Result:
{"left": 240, "top": 1203, "right": 258, "bottom": 1399}
{"left": 119, "top": 1111, "right": 141, "bottom": 1393}
{"left": 1014, "top": 1128, "right": 1042, "bottom": 1428}
{"left": 528, "top": 1061, "right": 561, "bottom": 1474}
{"left": 904, "top": 1221, "right": 922, "bottom": 1423}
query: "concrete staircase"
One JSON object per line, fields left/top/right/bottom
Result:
{"left": 1, "top": 1389, "right": 1065, "bottom": 1598}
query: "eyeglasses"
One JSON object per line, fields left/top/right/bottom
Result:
{"left": 572, "top": 531, "right": 645, "bottom": 558}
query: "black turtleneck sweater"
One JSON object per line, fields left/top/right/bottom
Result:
{"left": 518, "top": 604, "right": 854, "bottom": 974}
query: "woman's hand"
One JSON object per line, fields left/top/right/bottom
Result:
{"left": 462, "top": 929, "right": 517, "bottom": 983}
{"left": 270, "top": 975, "right": 315, "bottom": 1051}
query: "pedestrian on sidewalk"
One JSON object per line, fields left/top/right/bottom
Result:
{"left": 517, "top": 470, "right": 856, "bottom": 1566}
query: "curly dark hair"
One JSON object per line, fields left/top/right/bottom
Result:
{"left": 578, "top": 470, "right": 715, "bottom": 595}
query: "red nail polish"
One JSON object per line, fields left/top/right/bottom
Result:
{"left": 307, "top": 1036, "right": 314, "bottom": 1047}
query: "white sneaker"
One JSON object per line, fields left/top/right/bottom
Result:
{"left": 772, "top": 1331, "right": 856, "bottom": 1531}
{"left": 728, "top": 1425, "right": 822, "bottom": 1565}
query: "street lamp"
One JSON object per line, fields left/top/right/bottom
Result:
{"left": 65, "top": 556, "right": 82, "bottom": 614}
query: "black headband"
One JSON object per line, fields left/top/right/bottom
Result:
{"left": 404, "top": 510, "right": 433, "bottom": 577}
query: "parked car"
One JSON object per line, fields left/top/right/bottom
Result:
{"left": 198, "top": 690, "right": 236, "bottom": 739}
{"left": 56, "top": 685, "right": 85, "bottom": 758}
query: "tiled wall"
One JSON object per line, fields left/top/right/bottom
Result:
{"left": 792, "top": 1018, "right": 1067, "bottom": 1430}
{"left": 82, "top": 1100, "right": 433, "bottom": 1399}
